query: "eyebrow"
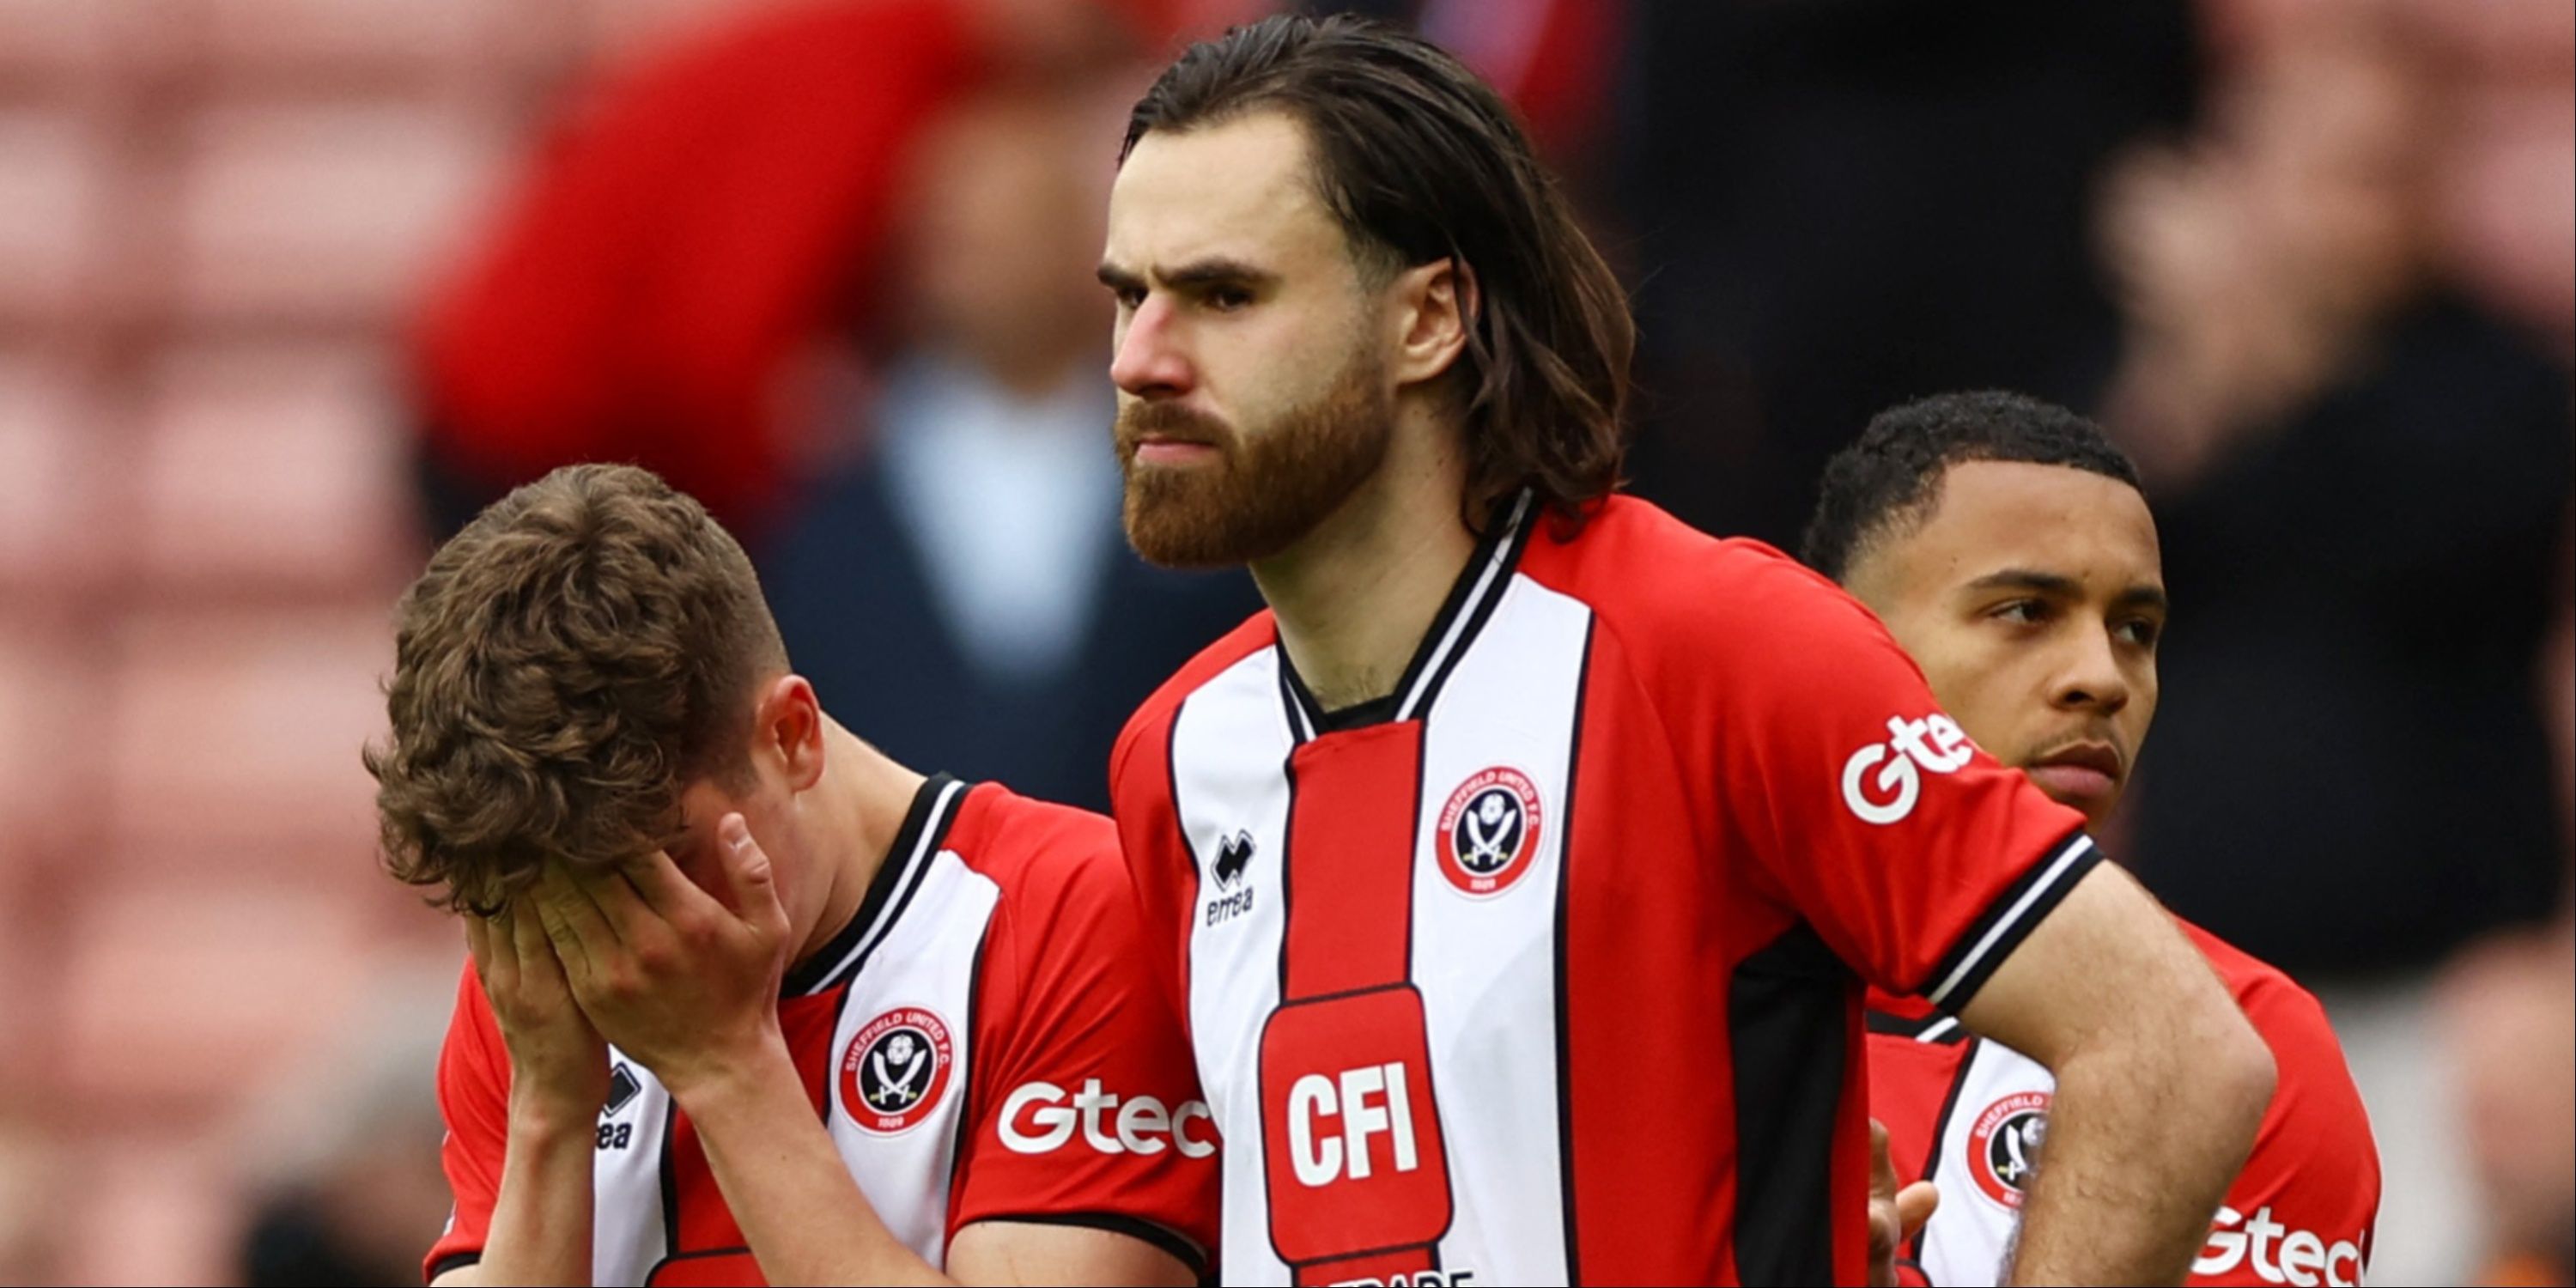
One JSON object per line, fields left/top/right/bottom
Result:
{"left": 1096, "top": 257, "right": 1279, "bottom": 294}
{"left": 1964, "top": 568, "right": 2170, "bottom": 614}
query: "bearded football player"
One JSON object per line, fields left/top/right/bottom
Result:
{"left": 1100, "top": 15, "right": 2273, "bottom": 1285}
{"left": 1804, "top": 392, "right": 2381, "bottom": 1287}
{"left": 368, "top": 465, "right": 1213, "bottom": 1285}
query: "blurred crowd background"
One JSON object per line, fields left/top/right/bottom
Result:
{"left": 0, "top": 0, "right": 2565, "bottom": 1284}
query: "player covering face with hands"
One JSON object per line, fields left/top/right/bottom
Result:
{"left": 368, "top": 464, "right": 1213, "bottom": 1286}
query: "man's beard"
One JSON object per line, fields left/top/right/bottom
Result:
{"left": 1114, "top": 348, "right": 1393, "bottom": 569}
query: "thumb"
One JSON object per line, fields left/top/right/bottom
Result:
{"left": 718, "top": 813, "right": 783, "bottom": 925}
{"left": 1896, "top": 1180, "right": 1939, "bottom": 1241}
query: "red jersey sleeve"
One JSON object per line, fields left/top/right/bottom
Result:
{"left": 2186, "top": 933, "right": 2381, "bottom": 1286}
{"left": 1696, "top": 544, "right": 2096, "bottom": 1008}
{"left": 424, "top": 959, "right": 508, "bottom": 1283}
{"left": 947, "top": 809, "right": 1220, "bottom": 1274}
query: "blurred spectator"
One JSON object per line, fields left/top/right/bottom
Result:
{"left": 233, "top": 961, "right": 454, "bottom": 1288}
{"left": 762, "top": 79, "right": 1258, "bottom": 812}
{"left": 2098, "top": 0, "right": 2569, "bottom": 989}
{"left": 410, "top": 0, "right": 990, "bottom": 546}
{"left": 410, "top": 0, "right": 1253, "bottom": 546}
{"left": 1607, "top": 0, "right": 2199, "bottom": 548}
{"left": 2094, "top": 3, "right": 2573, "bottom": 1279}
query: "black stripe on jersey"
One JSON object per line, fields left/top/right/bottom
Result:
{"left": 1406, "top": 493, "right": 1540, "bottom": 722}
{"left": 793, "top": 775, "right": 970, "bottom": 997}
{"left": 1728, "top": 921, "right": 1854, "bottom": 1286}
{"left": 1920, "top": 831, "right": 2102, "bottom": 1013}
{"left": 657, "top": 1109, "right": 680, "bottom": 1260}
{"left": 1909, "top": 1036, "right": 1983, "bottom": 1266}
{"left": 1269, "top": 489, "right": 1534, "bottom": 737}
{"left": 1552, "top": 619, "right": 1595, "bottom": 1285}
{"left": 1273, "top": 750, "right": 1299, "bottom": 1000}
{"left": 1866, "top": 1008, "right": 1969, "bottom": 1045}
{"left": 981, "top": 1212, "right": 1209, "bottom": 1279}
{"left": 945, "top": 923, "right": 997, "bottom": 1196}
{"left": 426, "top": 1251, "right": 479, "bottom": 1281}
{"left": 1278, "top": 651, "right": 1323, "bottom": 744}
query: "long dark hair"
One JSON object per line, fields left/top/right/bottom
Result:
{"left": 1121, "top": 14, "right": 1633, "bottom": 532}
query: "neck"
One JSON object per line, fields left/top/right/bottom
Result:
{"left": 791, "top": 719, "right": 927, "bottom": 974}
{"left": 1254, "top": 407, "right": 1477, "bottom": 713}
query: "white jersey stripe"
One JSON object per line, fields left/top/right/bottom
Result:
{"left": 1396, "top": 491, "right": 1533, "bottom": 721}
{"left": 1927, "top": 835, "right": 2096, "bottom": 1007}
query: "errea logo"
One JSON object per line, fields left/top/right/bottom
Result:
{"left": 1841, "top": 714, "right": 1975, "bottom": 824}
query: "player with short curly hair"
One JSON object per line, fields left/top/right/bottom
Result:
{"left": 372, "top": 464, "right": 1213, "bottom": 1286}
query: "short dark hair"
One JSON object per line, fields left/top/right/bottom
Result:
{"left": 364, "top": 464, "right": 789, "bottom": 915}
{"left": 1122, "top": 13, "right": 1633, "bottom": 531}
{"left": 1800, "top": 391, "right": 2142, "bottom": 582}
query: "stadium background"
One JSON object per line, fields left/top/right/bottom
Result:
{"left": 0, "top": 0, "right": 2564, "bottom": 1284}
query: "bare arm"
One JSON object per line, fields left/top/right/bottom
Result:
{"left": 439, "top": 905, "right": 605, "bottom": 1286}
{"left": 1956, "top": 863, "right": 2275, "bottom": 1285}
{"left": 538, "top": 817, "right": 1194, "bottom": 1287}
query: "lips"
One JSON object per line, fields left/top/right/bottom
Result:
{"left": 2024, "top": 741, "right": 2124, "bottom": 815}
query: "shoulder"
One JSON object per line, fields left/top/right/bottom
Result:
{"left": 950, "top": 783, "right": 1140, "bottom": 933}
{"left": 1524, "top": 495, "right": 1923, "bottom": 696}
{"left": 1109, "top": 610, "right": 1277, "bottom": 787}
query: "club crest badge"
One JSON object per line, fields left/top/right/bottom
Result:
{"left": 840, "top": 1006, "right": 956, "bottom": 1136}
{"left": 1968, "top": 1090, "right": 2050, "bottom": 1209}
{"left": 1436, "top": 766, "right": 1543, "bottom": 898}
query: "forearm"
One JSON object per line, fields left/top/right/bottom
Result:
{"left": 473, "top": 1096, "right": 598, "bottom": 1286}
{"left": 2006, "top": 1034, "right": 2273, "bottom": 1285}
{"left": 675, "top": 1041, "right": 955, "bottom": 1288}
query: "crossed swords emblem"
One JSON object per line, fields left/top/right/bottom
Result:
{"left": 1996, "top": 1113, "right": 2046, "bottom": 1185}
{"left": 1460, "top": 790, "right": 1521, "bottom": 872}
{"left": 868, "top": 1031, "right": 931, "bottom": 1109}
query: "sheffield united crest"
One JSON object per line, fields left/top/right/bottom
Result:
{"left": 1436, "top": 766, "right": 1543, "bottom": 898}
{"left": 840, "top": 1006, "right": 956, "bottom": 1136}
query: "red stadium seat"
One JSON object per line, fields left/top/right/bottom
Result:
{"left": 0, "top": 112, "right": 107, "bottom": 328}
{"left": 171, "top": 102, "right": 508, "bottom": 326}
{"left": 52, "top": 876, "right": 374, "bottom": 1116}
{"left": 0, "top": 358, "right": 119, "bottom": 601}
{"left": 131, "top": 343, "right": 419, "bottom": 597}
{"left": 197, "top": 0, "right": 570, "bottom": 84}
{"left": 101, "top": 608, "right": 394, "bottom": 861}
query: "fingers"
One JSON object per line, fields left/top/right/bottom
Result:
{"left": 510, "top": 895, "right": 579, "bottom": 990}
{"left": 1896, "top": 1180, "right": 1939, "bottom": 1241}
{"left": 532, "top": 866, "right": 617, "bottom": 981}
{"left": 568, "top": 863, "right": 672, "bottom": 953}
{"left": 1869, "top": 1118, "right": 1899, "bottom": 1203}
{"left": 715, "top": 814, "right": 786, "bottom": 932}
{"left": 465, "top": 909, "right": 509, "bottom": 993}
{"left": 621, "top": 847, "right": 722, "bottom": 924}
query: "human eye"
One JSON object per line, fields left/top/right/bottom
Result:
{"left": 1204, "top": 284, "right": 1255, "bottom": 313}
{"left": 2116, "top": 616, "right": 2163, "bottom": 648}
{"left": 1987, "top": 598, "right": 2049, "bottom": 626}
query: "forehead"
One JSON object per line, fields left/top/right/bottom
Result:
{"left": 1106, "top": 110, "right": 1347, "bottom": 272}
{"left": 1884, "top": 459, "right": 2161, "bottom": 592}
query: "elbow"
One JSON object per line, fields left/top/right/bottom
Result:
{"left": 2195, "top": 1002, "right": 2278, "bottom": 1152}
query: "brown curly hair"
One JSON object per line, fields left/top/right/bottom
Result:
{"left": 364, "top": 463, "right": 788, "bottom": 914}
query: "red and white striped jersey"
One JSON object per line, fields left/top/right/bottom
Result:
{"left": 426, "top": 776, "right": 1218, "bottom": 1285}
{"left": 1111, "top": 494, "right": 2097, "bottom": 1285}
{"left": 1868, "top": 920, "right": 2380, "bottom": 1287}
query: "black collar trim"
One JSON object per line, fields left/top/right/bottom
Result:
{"left": 783, "top": 774, "right": 969, "bottom": 998}
{"left": 1277, "top": 489, "right": 1537, "bottom": 743}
